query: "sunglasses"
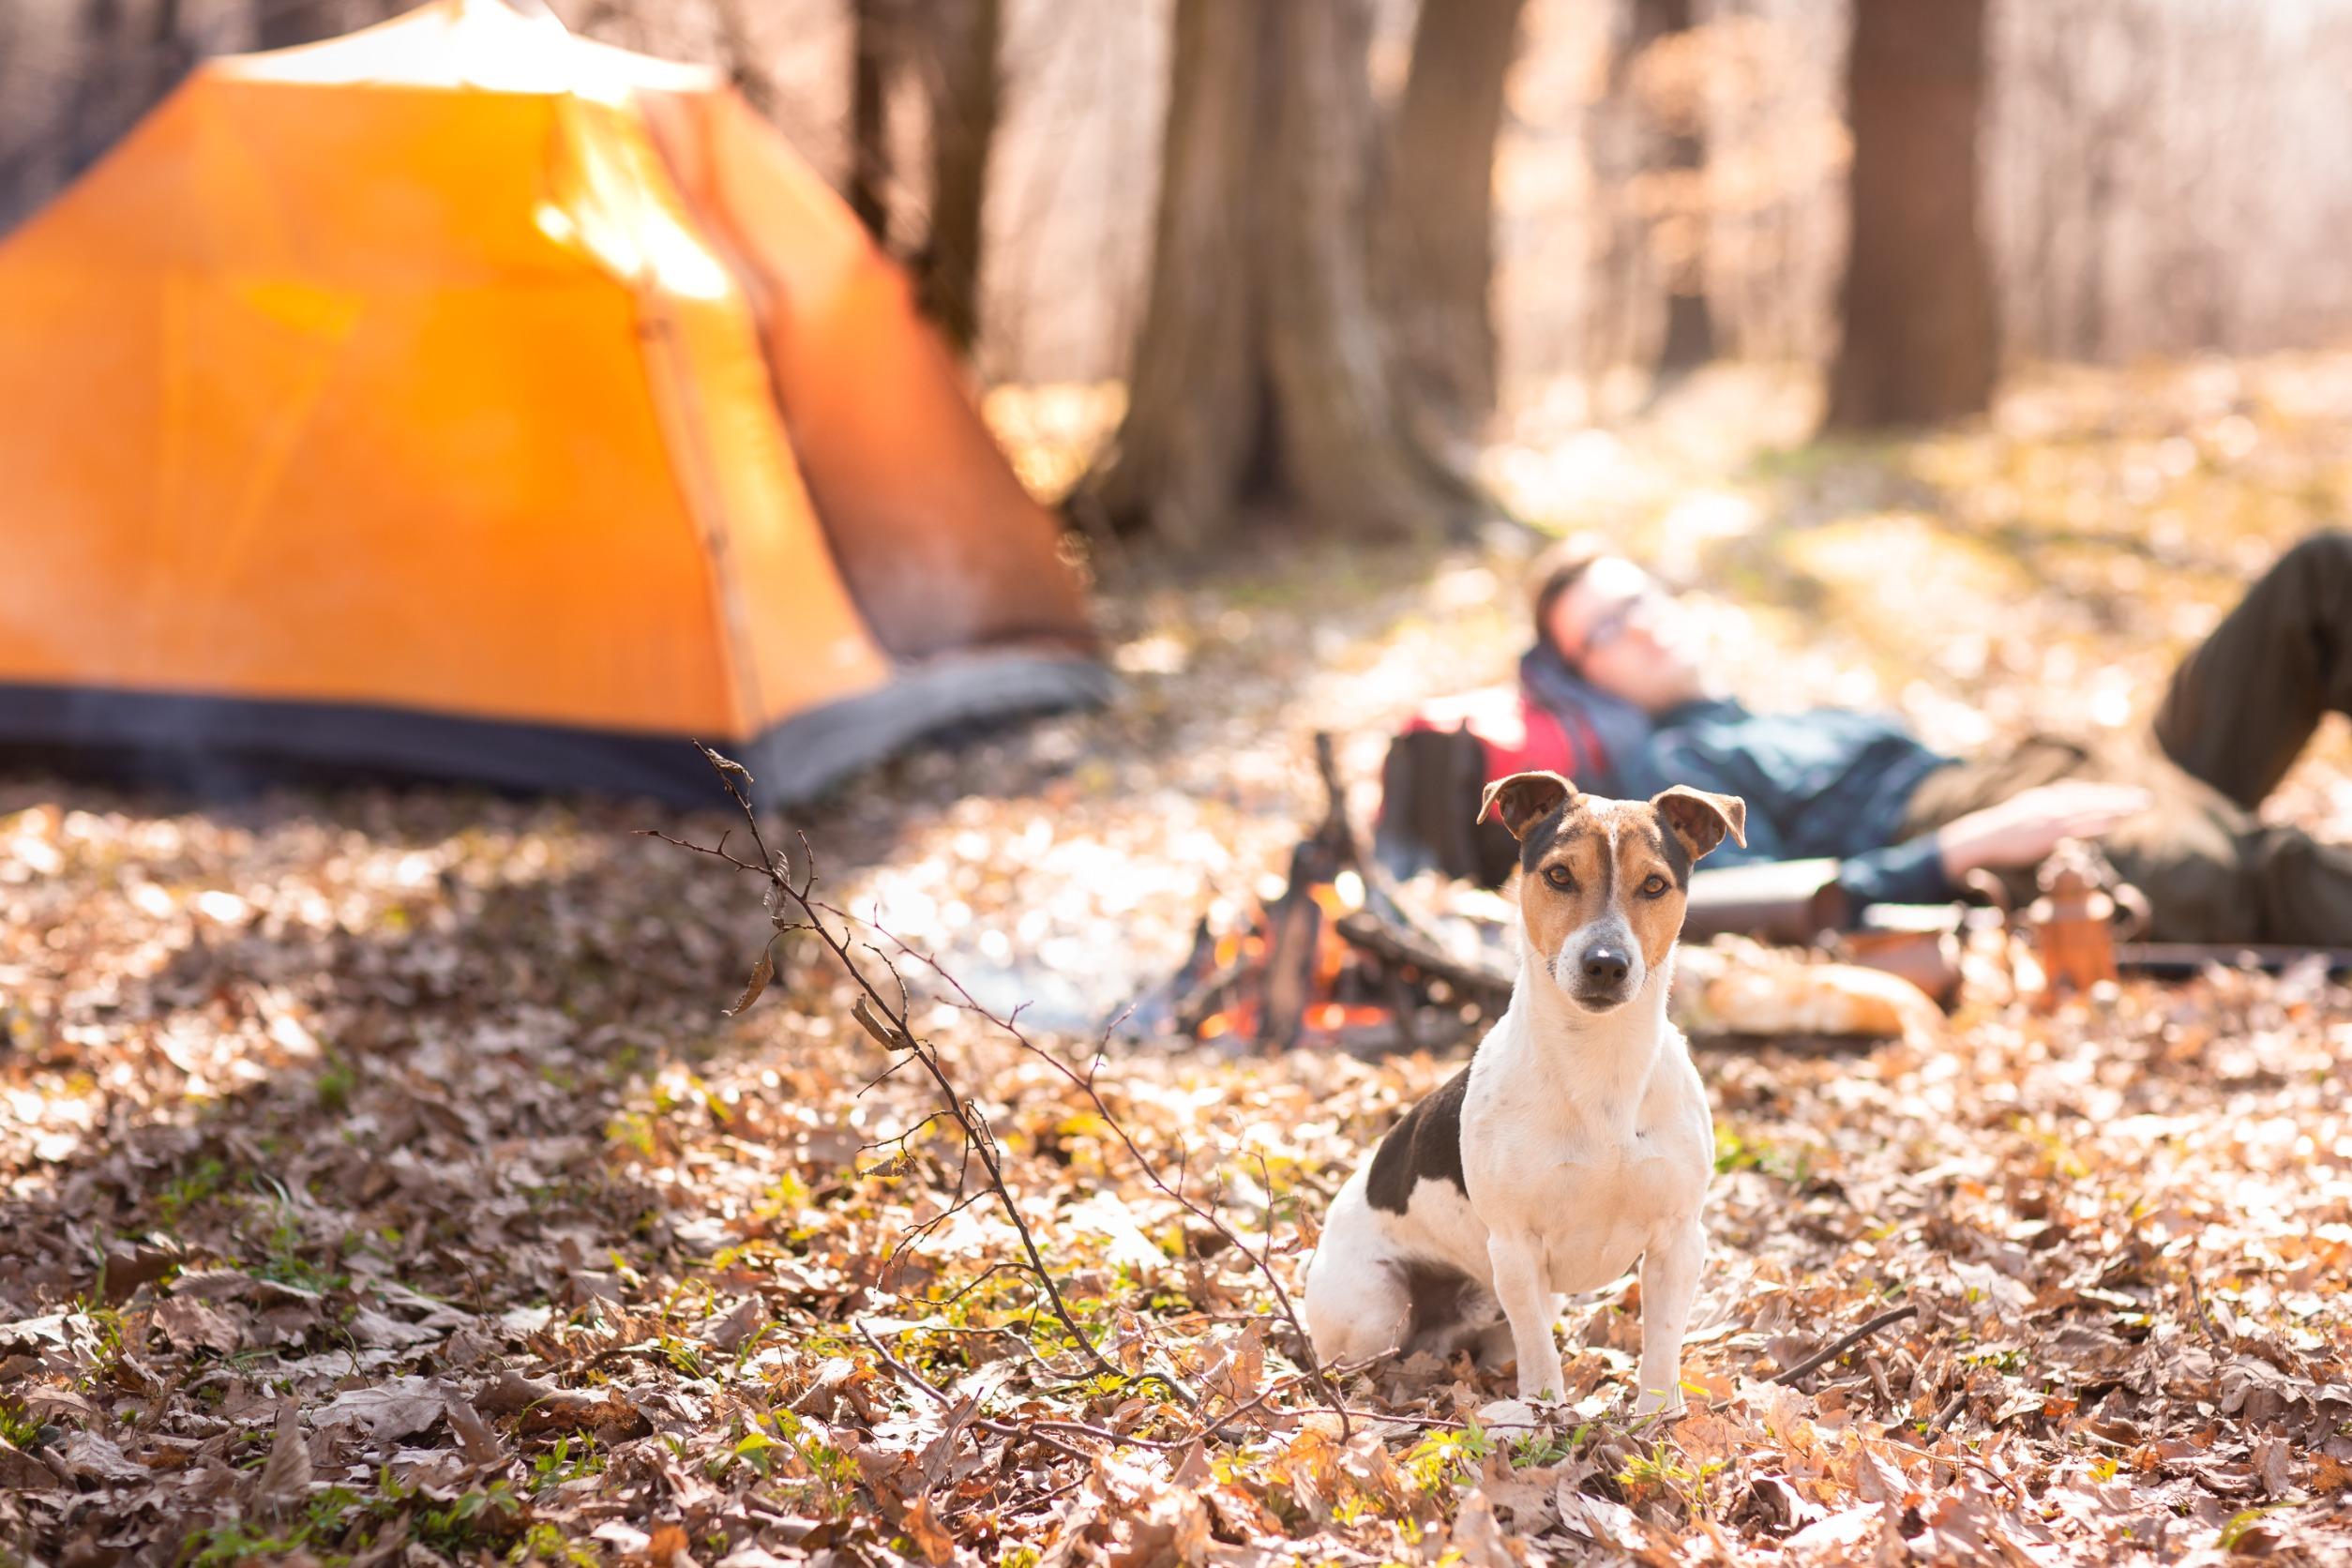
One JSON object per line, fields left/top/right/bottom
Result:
{"left": 1564, "top": 587, "right": 1665, "bottom": 664}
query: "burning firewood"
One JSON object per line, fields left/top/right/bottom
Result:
{"left": 1124, "top": 734, "right": 1506, "bottom": 1054}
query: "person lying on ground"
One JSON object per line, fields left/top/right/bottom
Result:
{"left": 1507, "top": 531, "right": 2352, "bottom": 943}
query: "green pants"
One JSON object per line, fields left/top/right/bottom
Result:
{"left": 1899, "top": 531, "right": 2352, "bottom": 942}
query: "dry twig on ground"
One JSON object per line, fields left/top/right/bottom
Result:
{"left": 652, "top": 744, "right": 1146, "bottom": 1397}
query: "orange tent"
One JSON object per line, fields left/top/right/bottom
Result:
{"left": 0, "top": 0, "right": 1101, "bottom": 806}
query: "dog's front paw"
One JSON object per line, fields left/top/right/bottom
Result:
{"left": 1515, "top": 1369, "right": 1563, "bottom": 1403}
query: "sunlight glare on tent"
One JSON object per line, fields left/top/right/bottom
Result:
{"left": 556, "top": 188, "right": 731, "bottom": 301}
{"left": 533, "top": 204, "right": 577, "bottom": 246}
{"left": 641, "top": 219, "right": 731, "bottom": 302}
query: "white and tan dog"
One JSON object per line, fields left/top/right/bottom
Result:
{"left": 1304, "top": 772, "right": 1745, "bottom": 1412}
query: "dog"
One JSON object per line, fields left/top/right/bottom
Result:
{"left": 1303, "top": 771, "right": 1745, "bottom": 1412}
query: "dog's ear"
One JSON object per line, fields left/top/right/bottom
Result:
{"left": 1651, "top": 786, "right": 1747, "bottom": 862}
{"left": 1479, "top": 771, "right": 1579, "bottom": 842}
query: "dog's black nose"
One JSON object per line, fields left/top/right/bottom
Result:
{"left": 1580, "top": 943, "right": 1631, "bottom": 985}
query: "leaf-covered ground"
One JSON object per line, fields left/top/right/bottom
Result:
{"left": 5, "top": 357, "right": 2352, "bottom": 1567}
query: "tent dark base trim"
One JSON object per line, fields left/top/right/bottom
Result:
{"left": 0, "top": 653, "right": 1115, "bottom": 807}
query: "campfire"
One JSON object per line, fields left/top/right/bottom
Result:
{"left": 1134, "top": 735, "right": 1515, "bottom": 1055}
{"left": 1182, "top": 887, "right": 1429, "bottom": 1053}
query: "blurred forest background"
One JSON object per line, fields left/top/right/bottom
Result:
{"left": 12, "top": 0, "right": 2352, "bottom": 426}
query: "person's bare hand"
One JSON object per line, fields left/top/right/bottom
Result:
{"left": 1935, "top": 781, "right": 2155, "bottom": 880}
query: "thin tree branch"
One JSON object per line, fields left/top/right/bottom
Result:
{"left": 1772, "top": 1304, "right": 1920, "bottom": 1386}
{"left": 853, "top": 1319, "right": 1098, "bottom": 1466}
{"left": 652, "top": 745, "right": 1146, "bottom": 1399}
{"left": 848, "top": 906, "right": 1352, "bottom": 1437}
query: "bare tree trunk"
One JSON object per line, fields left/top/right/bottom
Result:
{"left": 2020, "top": 32, "right": 2066, "bottom": 357}
{"left": 913, "top": 0, "right": 1001, "bottom": 357}
{"left": 258, "top": 0, "right": 314, "bottom": 49}
{"left": 10, "top": 0, "right": 430, "bottom": 230}
{"left": 1262, "top": 0, "right": 1475, "bottom": 536}
{"left": 259, "top": 0, "right": 406, "bottom": 50}
{"left": 714, "top": 0, "right": 786, "bottom": 123}
{"left": 1655, "top": 265, "right": 1714, "bottom": 374}
{"left": 4, "top": 0, "right": 178, "bottom": 228}
{"left": 1375, "top": 0, "right": 1527, "bottom": 447}
{"left": 1585, "top": 4, "right": 1644, "bottom": 379}
{"left": 1826, "top": 0, "right": 1999, "bottom": 429}
{"left": 848, "top": 0, "right": 891, "bottom": 240}
{"left": 1589, "top": 0, "right": 1713, "bottom": 385}
{"left": 1636, "top": 0, "right": 1714, "bottom": 379}
{"left": 58, "top": 0, "right": 188, "bottom": 176}
{"left": 2073, "top": 154, "right": 2114, "bottom": 361}
{"left": 1087, "top": 0, "right": 1483, "bottom": 550}
{"left": 1083, "top": 0, "right": 1264, "bottom": 550}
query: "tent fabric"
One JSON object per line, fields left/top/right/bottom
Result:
{"left": 646, "top": 90, "right": 1094, "bottom": 662}
{"left": 0, "top": 0, "right": 1100, "bottom": 807}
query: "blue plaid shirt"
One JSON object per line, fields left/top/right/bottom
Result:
{"left": 1629, "top": 700, "right": 1957, "bottom": 907}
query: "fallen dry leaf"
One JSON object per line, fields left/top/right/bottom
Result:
{"left": 315, "top": 1380, "right": 447, "bottom": 1443}
{"left": 251, "top": 1400, "right": 312, "bottom": 1512}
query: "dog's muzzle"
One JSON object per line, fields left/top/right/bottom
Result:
{"left": 1556, "top": 923, "right": 1642, "bottom": 1010}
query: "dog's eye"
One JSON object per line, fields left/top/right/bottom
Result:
{"left": 1544, "top": 865, "right": 1575, "bottom": 891}
{"left": 1639, "top": 873, "right": 1670, "bottom": 897}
